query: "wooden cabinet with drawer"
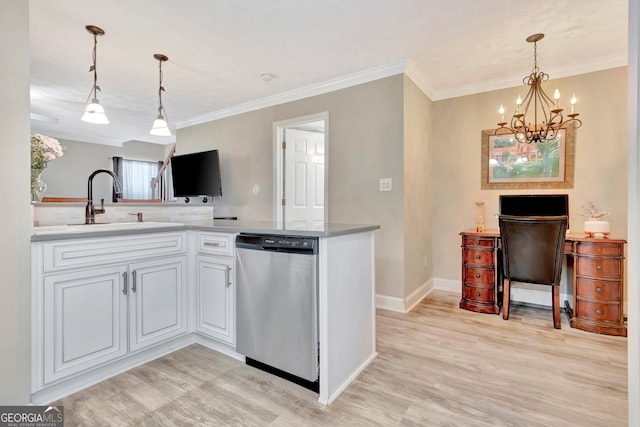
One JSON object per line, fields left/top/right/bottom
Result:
{"left": 459, "top": 233, "right": 499, "bottom": 314}
{"left": 570, "top": 240, "right": 626, "bottom": 336}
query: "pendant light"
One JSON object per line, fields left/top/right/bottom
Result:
{"left": 81, "top": 25, "right": 109, "bottom": 124}
{"left": 150, "top": 53, "right": 171, "bottom": 136}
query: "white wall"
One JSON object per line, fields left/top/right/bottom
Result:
{"left": 0, "top": 0, "right": 31, "bottom": 403}
{"left": 627, "top": 2, "right": 639, "bottom": 425}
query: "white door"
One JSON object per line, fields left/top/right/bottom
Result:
{"left": 129, "top": 256, "right": 187, "bottom": 351}
{"left": 285, "top": 128, "right": 325, "bottom": 227}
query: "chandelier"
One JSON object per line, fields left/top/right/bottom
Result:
{"left": 495, "top": 33, "right": 582, "bottom": 143}
{"left": 149, "top": 53, "right": 171, "bottom": 136}
{"left": 81, "top": 25, "right": 109, "bottom": 124}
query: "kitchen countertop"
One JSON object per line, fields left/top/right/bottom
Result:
{"left": 31, "top": 219, "right": 380, "bottom": 241}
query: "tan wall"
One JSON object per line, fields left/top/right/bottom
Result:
{"left": 177, "top": 76, "right": 406, "bottom": 297}
{"left": 403, "top": 76, "right": 433, "bottom": 298}
{"left": 174, "top": 107, "right": 276, "bottom": 220}
{"left": 0, "top": 0, "right": 31, "bottom": 403}
{"left": 42, "top": 139, "right": 166, "bottom": 198}
{"left": 432, "top": 67, "right": 628, "bottom": 283}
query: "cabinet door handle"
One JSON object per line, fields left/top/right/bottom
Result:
{"left": 596, "top": 287, "right": 602, "bottom": 293}
{"left": 122, "top": 272, "right": 128, "bottom": 295}
{"left": 132, "top": 270, "right": 137, "bottom": 293}
{"left": 204, "top": 242, "right": 222, "bottom": 247}
{"left": 596, "top": 309, "right": 602, "bottom": 315}
{"left": 475, "top": 273, "right": 481, "bottom": 279}
{"left": 596, "top": 265, "right": 603, "bottom": 271}
{"left": 225, "top": 266, "right": 232, "bottom": 287}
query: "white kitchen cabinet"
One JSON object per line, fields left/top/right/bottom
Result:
{"left": 196, "top": 255, "right": 234, "bottom": 344}
{"left": 128, "top": 256, "right": 188, "bottom": 352}
{"left": 34, "top": 232, "right": 189, "bottom": 390}
{"left": 43, "top": 265, "right": 128, "bottom": 384}
{"left": 41, "top": 256, "right": 187, "bottom": 385}
{"left": 195, "top": 231, "right": 235, "bottom": 345}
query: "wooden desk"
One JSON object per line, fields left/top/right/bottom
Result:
{"left": 460, "top": 229, "right": 627, "bottom": 337}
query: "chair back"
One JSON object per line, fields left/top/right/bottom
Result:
{"left": 499, "top": 215, "right": 568, "bottom": 286}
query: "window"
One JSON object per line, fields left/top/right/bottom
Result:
{"left": 120, "top": 159, "right": 160, "bottom": 199}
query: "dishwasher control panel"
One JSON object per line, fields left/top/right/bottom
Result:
{"left": 236, "top": 233, "right": 318, "bottom": 254}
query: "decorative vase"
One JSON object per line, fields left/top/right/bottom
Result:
{"left": 584, "top": 219, "right": 610, "bottom": 238}
{"left": 475, "top": 201, "right": 486, "bottom": 232}
{"left": 31, "top": 168, "right": 47, "bottom": 202}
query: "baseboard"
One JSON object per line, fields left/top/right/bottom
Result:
{"left": 319, "top": 351, "right": 378, "bottom": 406}
{"left": 193, "top": 334, "right": 244, "bottom": 362}
{"left": 404, "top": 279, "right": 434, "bottom": 312}
{"left": 31, "top": 334, "right": 196, "bottom": 405}
{"left": 376, "top": 279, "right": 433, "bottom": 313}
{"left": 433, "top": 278, "right": 460, "bottom": 293}
{"left": 379, "top": 278, "right": 569, "bottom": 309}
{"left": 375, "top": 294, "right": 406, "bottom": 312}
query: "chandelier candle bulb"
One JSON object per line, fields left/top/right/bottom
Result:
{"left": 499, "top": 105, "right": 505, "bottom": 123}
{"left": 493, "top": 33, "right": 582, "bottom": 143}
{"left": 570, "top": 94, "right": 577, "bottom": 114}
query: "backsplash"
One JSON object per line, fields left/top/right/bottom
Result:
{"left": 33, "top": 203, "right": 215, "bottom": 226}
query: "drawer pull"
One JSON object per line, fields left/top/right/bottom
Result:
{"left": 475, "top": 273, "right": 481, "bottom": 278}
{"left": 475, "top": 255, "right": 481, "bottom": 260}
{"left": 596, "top": 265, "right": 602, "bottom": 271}
{"left": 476, "top": 292, "right": 481, "bottom": 297}
{"left": 475, "top": 240, "right": 480, "bottom": 245}
{"left": 596, "top": 309, "right": 602, "bottom": 315}
{"left": 204, "top": 242, "right": 223, "bottom": 247}
{"left": 596, "top": 287, "right": 602, "bottom": 293}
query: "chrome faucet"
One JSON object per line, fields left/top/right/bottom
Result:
{"left": 85, "top": 169, "right": 123, "bottom": 224}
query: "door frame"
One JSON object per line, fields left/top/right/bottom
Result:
{"left": 273, "top": 111, "right": 329, "bottom": 223}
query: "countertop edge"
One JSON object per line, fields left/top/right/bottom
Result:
{"left": 31, "top": 223, "right": 381, "bottom": 242}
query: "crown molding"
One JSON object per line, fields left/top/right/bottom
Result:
{"left": 403, "top": 59, "right": 435, "bottom": 100}
{"left": 431, "top": 53, "right": 628, "bottom": 101}
{"left": 176, "top": 54, "right": 628, "bottom": 128}
{"left": 177, "top": 59, "right": 408, "bottom": 129}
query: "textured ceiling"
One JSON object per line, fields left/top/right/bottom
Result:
{"left": 29, "top": 0, "right": 628, "bottom": 146}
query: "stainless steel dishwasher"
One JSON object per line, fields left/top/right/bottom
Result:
{"left": 235, "top": 233, "right": 319, "bottom": 391}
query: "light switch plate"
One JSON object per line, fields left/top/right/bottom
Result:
{"left": 379, "top": 178, "right": 392, "bottom": 191}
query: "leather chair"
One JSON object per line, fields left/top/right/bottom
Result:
{"left": 498, "top": 215, "right": 568, "bottom": 329}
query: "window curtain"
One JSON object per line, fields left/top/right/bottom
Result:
{"left": 112, "top": 157, "right": 162, "bottom": 200}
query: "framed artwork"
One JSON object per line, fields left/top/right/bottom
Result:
{"left": 480, "top": 125, "right": 575, "bottom": 189}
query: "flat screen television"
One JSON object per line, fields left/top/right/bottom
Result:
{"left": 170, "top": 149, "right": 222, "bottom": 197}
{"left": 499, "top": 194, "right": 569, "bottom": 225}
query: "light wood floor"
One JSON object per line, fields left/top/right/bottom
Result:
{"left": 55, "top": 290, "right": 627, "bottom": 426}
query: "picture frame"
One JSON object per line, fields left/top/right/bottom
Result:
{"left": 480, "top": 125, "right": 575, "bottom": 189}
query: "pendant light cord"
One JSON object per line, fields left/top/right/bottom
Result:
{"left": 157, "top": 60, "right": 165, "bottom": 115}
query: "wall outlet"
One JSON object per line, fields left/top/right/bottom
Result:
{"left": 379, "top": 178, "right": 392, "bottom": 191}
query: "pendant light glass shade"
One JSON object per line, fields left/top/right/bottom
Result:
{"left": 81, "top": 25, "right": 109, "bottom": 124}
{"left": 150, "top": 115, "right": 171, "bottom": 136}
{"left": 150, "top": 53, "right": 171, "bottom": 136}
{"left": 81, "top": 98, "right": 109, "bottom": 124}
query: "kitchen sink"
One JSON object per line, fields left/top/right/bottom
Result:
{"left": 33, "top": 221, "right": 185, "bottom": 235}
